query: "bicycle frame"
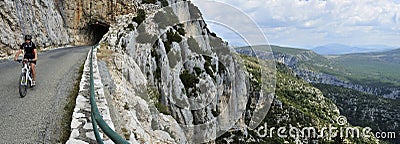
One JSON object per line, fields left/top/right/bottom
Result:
{"left": 20, "top": 61, "right": 32, "bottom": 86}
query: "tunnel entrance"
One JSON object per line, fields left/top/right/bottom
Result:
{"left": 87, "top": 21, "right": 110, "bottom": 44}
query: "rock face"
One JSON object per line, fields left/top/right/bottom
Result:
{"left": 95, "top": 1, "right": 253, "bottom": 142}
{"left": 0, "top": 0, "right": 139, "bottom": 58}
{"left": 0, "top": 0, "right": 70, "bottom": 53}
{"left": 62, "top": 0, "right": 139, "bottom": 45}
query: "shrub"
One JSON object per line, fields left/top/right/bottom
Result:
{"left": 193, "top": 66, "right": 202, "bottom": 75}
{"left": 166, "top": 29, "right": 182, "bottom": 43}
{"left": 160, "top": 0, "right": 168, "bottom": 7}
{"left": 203, "top": 55, "right": 216, "bottom": 80}
{"left": 125, "top": 23, "right": 135, "bottom": 31}
{"left": 148, "top": 86, "right": 170, "bottom": 115}
{"left": 132, "top": 9, "right": 146, "bottom": 26}
{"left": 141, "top": 0, "right": 157, "bottom": 4}
{"left": 155, "top": 102, "right": 170, "bottom": 115}
{"left": 163, "top": 29, "right": 182, "bottom": 53}
{"left": 163, "top": 41, "right": 171, "bottom": 53}
{"left": 180, "top": 70, "right": 199, "bottom": 90}
{"left": 173, "top": 24, "right": 186, "bottom": 36}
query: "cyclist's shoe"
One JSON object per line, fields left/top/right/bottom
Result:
{"left": 31, "top": 81, "right": 36, "bottom": 87}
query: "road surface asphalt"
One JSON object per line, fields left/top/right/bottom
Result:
{"left": 0, "top": 46, "right": 90, "bottom": 143}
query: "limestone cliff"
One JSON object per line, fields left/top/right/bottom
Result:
{"left": 95, "top": 1, "right": 253, "bottom": 142}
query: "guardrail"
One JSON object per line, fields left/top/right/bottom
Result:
{"left": 89, "top": 45, "right": 129, "bottom": 144}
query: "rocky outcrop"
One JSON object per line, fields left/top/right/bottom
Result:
{"left": 94, "top": 0, "right": 252, "bottom": 142}
{"left": 62, "top": 0, "right": 140, "bottom": 45}
{"left": 0, "top": 0, "right": 70, "bottom": 54}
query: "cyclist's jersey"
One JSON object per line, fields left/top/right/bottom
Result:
{"left": 20, "top": 42, "right": 36, "bottom": 58}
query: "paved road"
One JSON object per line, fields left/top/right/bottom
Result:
{"left": 0, "top": 46, "right": 90, "bottom": 143}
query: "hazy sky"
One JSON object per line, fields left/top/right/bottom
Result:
{"left": 191, "top": 0, "right": 400, "bottom": 48}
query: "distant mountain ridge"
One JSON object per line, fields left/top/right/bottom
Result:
{"left": 235, "top": 45, "right": 400, "bottom": 99}
{"left": 312, "top": 43, "right": 397, "bottom": 55}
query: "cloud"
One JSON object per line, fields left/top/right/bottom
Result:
{"left": 191, "top": 0, "right": 400, "bottom": 48}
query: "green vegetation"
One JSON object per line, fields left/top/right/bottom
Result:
{"left": 173, "top": 24, "right": 186, "bottom": 36}
{"left": 270, "top": 45, "right": 309, "bottom": 55}
{"left": 163, "top": 29, "right": 183, "bottom": 53}
{"left": 193, "top": 66, "right": 202, "bottom": 75}
{"left": 141, "top": 0, "right": 157, "bottom": 4}
{"left": 160, "top": 0, "right": 168, "bottom": 7}
{"left": 121, "top": 127, "right": 130, "bottom": 140}
{"left": 125, "top": 23, "right": 135, "bottom": 31}
{"left": 238, "top": 45, "right": 400, "bottom": 143}
{"left": 314, "top": 84, "right": 400, "bottom": 143}
{"left": 148, "top": 86, "right": 170, "bottom": 115}
{"left": 332, "top": 50, "right": 400, "bottom": 88}
{"left": 240, "top": 55, "right": 262, "bottom": 125}
{"left": 141, "top": 0, "right": 168, "bottom": 7}
{"left": 124, "top": 102, "right": 130, "bottom": 110}
{"left": 132, "top": 9, "right": 146, "bottom": 26}
{"left": 180, "top": 70, "right": 199, "bottom": 93}
{"left": 203, "top": 55, "right": 216, "bottom": 80}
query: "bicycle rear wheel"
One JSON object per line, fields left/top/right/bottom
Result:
{"left": 19, "top": 72, "right": 27, "bottom": 97}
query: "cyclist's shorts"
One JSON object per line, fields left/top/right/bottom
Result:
{"left": 24, "top": 54, "right": 36, "bottom": 64}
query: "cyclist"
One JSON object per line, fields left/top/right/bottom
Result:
{"left": 14, "top": 35, "right": 37, "bottom": 86}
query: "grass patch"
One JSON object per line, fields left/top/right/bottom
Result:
{"left": 148, "top": 86, "right": 170, "bottom": 115}
{"left": 60, "top": 62, "right": 85, "bottom": 143}
{"left": 97, "top": 47, "right": 113, "bottom": 60}
{"left": 124, "top": 102, "right": 130, "bottom": 110}
{"left": 121, "top": 127, "right": 130, "bottom": 140}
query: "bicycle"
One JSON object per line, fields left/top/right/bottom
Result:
{"left": 16, "top": 59, "right": 35, "bottom": 97}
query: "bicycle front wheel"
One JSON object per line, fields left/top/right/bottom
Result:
{"left": 19, "top": 72, "right": 27, "bottom": 97}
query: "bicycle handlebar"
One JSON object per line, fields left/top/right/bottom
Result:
{"left": 16, "top": 59, "right": 36, "bottom": 63}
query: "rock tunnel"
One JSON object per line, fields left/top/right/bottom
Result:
{"left": 86, "top": 21, "right": 110, "bottom": 44}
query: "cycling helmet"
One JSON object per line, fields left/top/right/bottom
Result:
{"left": 25, "top": 35, "right": 32, "bottom": 40}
